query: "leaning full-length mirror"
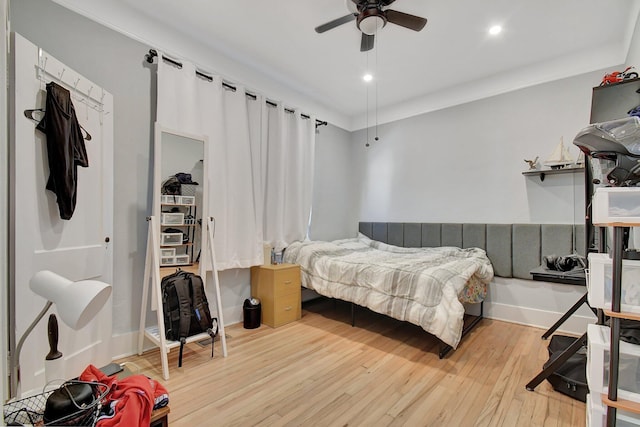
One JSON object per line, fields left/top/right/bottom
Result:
{"left": 139, "top": 123, "right": 228, "bottom": 380}
{"left": 153, "top": 125, "right": 208, "bottom": 276}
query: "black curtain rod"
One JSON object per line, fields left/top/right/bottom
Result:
{"left": 145, "top": 49, "right": 328, "bottom": 128}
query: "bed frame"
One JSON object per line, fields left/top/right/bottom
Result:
{"left": 342, "top": 222, "right": 585, "bottom": 357}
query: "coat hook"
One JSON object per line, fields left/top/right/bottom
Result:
{"left": 38, "top": 49, "right": 47, "bottom": 72}
{"left": 58, "top": 68, "right": 65, "bottom": 83}
{"left": 72, "top": 78, "right": 81, "bottom": 99}
{"left": 39, "top": 54, "right": 48, "bottom": 90}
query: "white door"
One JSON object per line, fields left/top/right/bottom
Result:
{"left": 10, "top": 33, "right": 113, "bottom": 396}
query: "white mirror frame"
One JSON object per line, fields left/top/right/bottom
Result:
{"left": 153, "top": 123, "right": 208, "bottom": 279}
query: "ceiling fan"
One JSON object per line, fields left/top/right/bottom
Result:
{"left": 315, "top": 0, "right": 428, "bottom": 52}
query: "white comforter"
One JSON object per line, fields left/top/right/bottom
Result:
{"left": 283, "top": 235, "right": 494, "bottom": 348}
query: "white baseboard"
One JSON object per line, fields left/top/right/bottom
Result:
{"left": 484, "top": 302, "right": 596, "bottom": 336}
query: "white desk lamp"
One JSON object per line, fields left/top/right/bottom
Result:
{"left": 10, "top": 270, "right": 112, "bottom": 398}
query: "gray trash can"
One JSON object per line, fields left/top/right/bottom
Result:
{"left": 243, "top": 298, "right": 261, "bottom": 329}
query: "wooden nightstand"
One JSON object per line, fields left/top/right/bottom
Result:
{"left": 250, "top": 264, "right": 301, "bottom": 328}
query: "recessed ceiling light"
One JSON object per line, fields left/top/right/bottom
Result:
{"left": 363, "top": 73, "right": 373, "bottom": 82}
{"left": 489, "top": 25, "right": 502, "bottom": 36}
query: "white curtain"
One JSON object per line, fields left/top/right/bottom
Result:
{"left": 157, "top": 57, "right": 262, "bottom": 270}
{"left": 156, "top": 55, "right": 315, "bottom": 267}
{"left": 263, "top": 105, "right": 315, "bottom": 251}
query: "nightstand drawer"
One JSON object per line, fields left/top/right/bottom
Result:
{"left": 274, "top": 268, "right": 301, "bottom": 297}
{"left": 272, "top": 293, "right": 301, "bottom": 327}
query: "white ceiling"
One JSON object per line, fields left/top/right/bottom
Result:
{"left": 51, "top": 0, "right": 639, "bottom": 130}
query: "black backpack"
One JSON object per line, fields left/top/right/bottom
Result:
{"left": 543, "top": 334, "right": 588, "bottom": 402}
{"left": 161, "top": 269, "right": 218, "bottom": 367}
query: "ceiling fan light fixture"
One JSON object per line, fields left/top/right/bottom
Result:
{"left": 358, "top": 8, "right": 387, "bottom": 35}
{"left": 359, "top": 15, "right": 385, "bottom": 35}
{"left": 316, "top": 0, "right": 427, "bottom": 50}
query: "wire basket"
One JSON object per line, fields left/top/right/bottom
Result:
{"left": 3, "top": 380, "right": 109, "bottom": 426}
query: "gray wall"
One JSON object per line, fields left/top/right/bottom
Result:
{"left": 11, "top": 0, "right": 154, "bottom": 336}
{"left": 309, "top": 123, "right": 359, "bottom": 241}
{"left": 350, "top": 70, "right": 608, "bottom": 224}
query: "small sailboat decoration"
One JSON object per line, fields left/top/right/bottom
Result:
{"left": 544, "top": 137, "right": 574, "bottom": 169}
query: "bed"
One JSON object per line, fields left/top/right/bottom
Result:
{"left": 282, "top": 233, "right": 494, "bottom": 351}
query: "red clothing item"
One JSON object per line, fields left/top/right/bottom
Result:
{"left": 79, "top": 364, "right": 169, "bottom": 427}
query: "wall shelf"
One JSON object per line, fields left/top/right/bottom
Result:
{"left": 522, "top": 166, "right": 585, "bottom": 182}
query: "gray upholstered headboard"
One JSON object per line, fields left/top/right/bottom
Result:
{"left": 358, "top": 222, "right": 585, "bottom": 280}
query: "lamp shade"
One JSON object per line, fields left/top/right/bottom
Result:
{"left": 29, "top": 270, "right": 112, "bottom": 330}
{"left": 359, "top": 15, "right": 385, "bottom": 35}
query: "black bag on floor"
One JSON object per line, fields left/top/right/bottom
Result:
{"left": 161, "top": 269, "right": 218, "bottom": 367}
{"left": 543, "top": 334, "right": 588, "bottom": 402}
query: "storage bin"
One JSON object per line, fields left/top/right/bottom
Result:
{"left": 587, "top": 324, "right": 640, "bottom": 403}
{"left": 161, "top": 232, "right": 183, "bottom": 246}
{"left": 174, "top": 254, "right": 190, "bottom": 265}
{"left": 161, "top": 212, "right": 184, "bottom": 225}
{"left": 160, "top": 256, "right": 176, "bottom": 266}
{"left": 587, "top": 253, "right": 640, "bottom": 313}
{"left": 161, "top": 194, "right": 181, "bottom": 205}
{"left": 592, "top": 187, "right": 640, "bottom": 225}
{"left": 160, "top": 255, "right": 189, "bottom": 266}
{"left": 587, "top": 393, "right": 640, "bottom": 426}
{"left": 179, "top": 196, "right": 195, "bottom": 205}
{"left": 161, "top": 248, "right": 176, "bottom": 257}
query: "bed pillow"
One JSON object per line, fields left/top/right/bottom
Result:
{"left": 357, "top": 232, "right": 373, "bottom": 246}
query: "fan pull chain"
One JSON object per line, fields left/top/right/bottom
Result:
{"left": 375, "top": 32, "right": 379, "bottom": 143}
{"left": 365, "top": 83, "right": 370, "bottom": 147}
{"left": 365, "top": 48, "right": 370, "bottom": 147}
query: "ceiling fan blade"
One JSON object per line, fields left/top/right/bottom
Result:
{"left": 360, "top": 33, "right": 374, "bottom": 52}
{"left": 315, "top": 14, "right": 356, "bottom": 33}
{"left": 385, "top": 9, "right": 427, "bottom": 31}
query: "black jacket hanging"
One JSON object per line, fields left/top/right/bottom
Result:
{"left": 36, "top": 81, "right": 89, "bottom": 220}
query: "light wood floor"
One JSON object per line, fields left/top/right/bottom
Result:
{"left": 118, "top": 299, "right": 586, "bottom": 426}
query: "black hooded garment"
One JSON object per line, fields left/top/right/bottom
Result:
{"left": 36, "top": 81, "right": 89, "bottom": 220}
